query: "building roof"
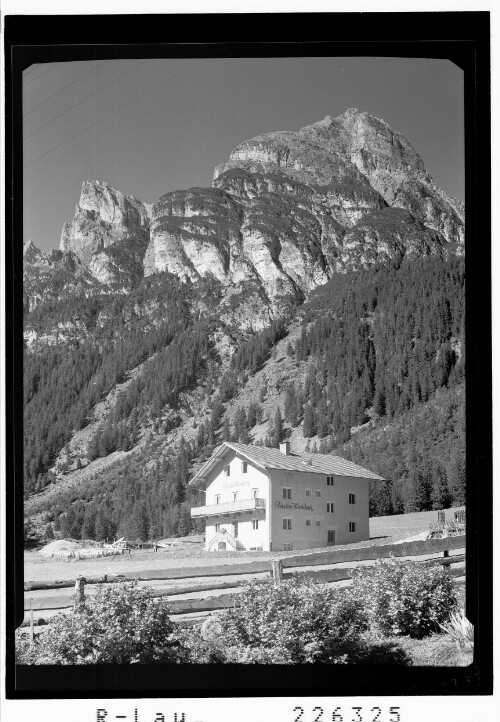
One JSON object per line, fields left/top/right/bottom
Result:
{"left": 189, "top": 441, "right": 385, "bottom": 485}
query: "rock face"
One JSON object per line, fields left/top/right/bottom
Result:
{"left": 25, "top": 110, "right": 464, "bottom": 321}
{"left": 146, "top": 109, "right": 463, "bottom": 312}
{"left": 23, "top": 239, "right": 100, "bottom": 312}
{"left": 60, "top": 180, "right": 152, "bottom": 286}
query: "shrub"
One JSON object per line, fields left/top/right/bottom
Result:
{"left": 15, "top": 632, "right": 40, "bottom": 665}
{"left": 183, "top": 578, "right": 369, "bottom": 664}
{"left": 351, "top": 557, "right": 457, "bottom": 638}
{"left": 19, "top": 582, "right": 182, "bottom": 664}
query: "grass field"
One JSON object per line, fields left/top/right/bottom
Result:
{"left": 369, "top": 506, "right": 465, "bottom": 541}
{"left": 24, "top": 506, "right": 465, "bottom": 584}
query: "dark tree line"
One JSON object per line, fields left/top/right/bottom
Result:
{"left": 49, "top": 438, "right": 204, "bottom": 542}
{"left": 26, "top": 256, "right": 465, "bottom": 532}
{"left": 24, "top": 273, "right": 201, "bottom": 495}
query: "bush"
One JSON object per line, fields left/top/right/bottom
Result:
{"left": 19, "top": 582, "right": 182, "bottom": 664}
{"left": 351, "top": 557, "right": 457, "bottom": 638}
{"left": 182, "top": 578, "right": 369, "bottom": 664}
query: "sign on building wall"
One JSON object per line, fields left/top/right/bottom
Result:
{"left": 274, "top": 501, "right": 314, "bottom": 511}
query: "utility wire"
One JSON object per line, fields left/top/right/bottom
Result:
{"left": 24, "top": 61, "right": 105, "bottom": 117}
{"left": 23, "top": 65, "right": 189, "bottom": 170}
{"left": 24, "top": 63, "right": 58, "bottom": 87}
{"left": 23, "top": 60, "right": 147, "bottom": 141}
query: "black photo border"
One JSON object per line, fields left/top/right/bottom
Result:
{"left": 4, "top": 10, "right": 492, "bottom": 698}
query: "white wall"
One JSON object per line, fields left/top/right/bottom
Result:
{"left": 269, "top": 469, "right": 370, "bottom": 550}
{"left": 198, "top": 448, "right": 372, "bottom": 552}
{"left": 202, "top": 449, "right": 271, "bottom": 550}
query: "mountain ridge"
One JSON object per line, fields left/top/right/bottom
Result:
{"left": 23, "top": 110, "right": 466, "bottom": 540}
{"left": 25, "top": 109, "right": 464, "bottom": 329}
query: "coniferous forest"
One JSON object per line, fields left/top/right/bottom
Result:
{"left": 24, "top": 256, "right": 465, "bottom": 541}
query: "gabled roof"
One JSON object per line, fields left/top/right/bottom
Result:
{"left": 189, "top": 441, "right": 385, "bottom": 485}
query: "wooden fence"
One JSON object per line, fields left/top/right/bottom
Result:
{"left": 22, "top": 535, "right": 465, "bottom": 628}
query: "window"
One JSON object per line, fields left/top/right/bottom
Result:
{"left": 349, "top": 522, "right": 356, "bottom": 533}
{"left": 224, "top": 465, "right": 230, "bottom": 476}
{"left": 316, "top": 490, "right": 321, "bottom": 497}
{"left": 305, "top": 489, "right": 311, "bottom": 497}
{"left": 327, "top": 476, "right": 335, "bottom": 486}
{"left": 233, "top": 521, "right": 239, "bottom": 538}
{"left": 215, "top": 495, "right": 220, "bottom": 505}
{"left": 252, "top": 488, "right": 258, "bottom": 498}
{"left": 232, "top": 492, "right": 238, "bottom": 502}
{"left": 283, "top": 488, "right": 292, "bottom": 500}
{"left": 283, "top": 518, "right": 292, "bottom": 530}
{"left": 316, "top": 520, "right": 321, "bottom": 526}
{"left": 306, "top": 519, "right": 311, "bottom": 526}
{"left": 242, "top": 461, "right": 248, "bottom": 474}
{"left": 327, "top": 503, "right": 335, "bottom": 513}
{"left": 283, "top": 542, "right": 293, "bottom": 551}
{"left": 349, "top": 493, "right": 356, "bottom": 504}
{"left": 215, "top": 523, "right": 220, "bottom": 533}
{"left": 252, "top": 519, "right": 259, "bottom": 530}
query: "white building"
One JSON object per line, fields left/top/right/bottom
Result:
{"left": 189, "top": 441, "right": 384, "bottom": 552}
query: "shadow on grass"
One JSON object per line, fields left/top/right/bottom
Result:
{"left": 352, "top": 636, "right": 413, "bottom": 665}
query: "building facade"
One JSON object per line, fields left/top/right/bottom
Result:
{"left": 189, "top": 441, "right": 384, "bottom": 552}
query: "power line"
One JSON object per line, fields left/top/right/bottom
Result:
{"left": 24, "top": 61, "right": 105, "bottom": 117}
{"left": 23, "top": 65, "right": 189, "bottom": 170}
{"left": 23, "top": 60, "right": 147, "bottom": 141}
{"left": 24, "top": 63, "right": 58, "bottom": 87}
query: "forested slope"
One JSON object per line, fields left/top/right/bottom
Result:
{"left": 24, "top": 256, "right": 465, "bottom": 541}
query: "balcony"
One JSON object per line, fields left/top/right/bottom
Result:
{"left": 190, "top": 497, "right": 266, "bottom": 518}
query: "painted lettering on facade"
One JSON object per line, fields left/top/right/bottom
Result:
{"left": 274, "top": 501, "right": 314, "bottom": 511}
{"left": 222, "top": 479, "right": 250, "bottom": 489}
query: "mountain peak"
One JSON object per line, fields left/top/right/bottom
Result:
{"left": 23, "top": 239, "right": 44, "bottom": 262}
{"left": 42, "top": 109, "right": 463, "bottom": 316}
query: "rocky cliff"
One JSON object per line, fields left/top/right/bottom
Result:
{"left": 60, "top": 179, "right": 152, "bottom": 287}
{"left": 25, "top": 109, "right": 464, "bottom": 321}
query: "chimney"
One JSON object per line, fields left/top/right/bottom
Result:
{"left": 280, "top": 441, "right": 291, "bottom": 456}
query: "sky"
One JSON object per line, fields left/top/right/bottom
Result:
{"left": 23, "top": 56, "right": 464, "bottom": 252}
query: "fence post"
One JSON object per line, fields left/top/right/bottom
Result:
{"left": 74, "top": 576, "right": 86, "bottom": 612}
{"left": 271, "top": 559, "right": 283, "bottom": 585}
{"left": 443, "top": 549, "right": 450, "bottom": 573}
{"left": 29, "top": 598, "right": 34, "bottom": 648}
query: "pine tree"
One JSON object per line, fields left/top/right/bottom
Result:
{"left": 246, "top": 402, "right": 257, "bottom": 429}
{"left": 403, "top": 472, "right": 419, "bottom": 513}
{"left": 234, "top": 407, "right": 248, "bottom": 443}
{"left": 45, "top": 523, "right": 55, "bottom": 541}
{"left": 302, "top": 403, "right": 316, "bottom": 438}
{"left": 373, "top": 386, "right": 386, "bottom": 417}
{"left": 448, "top": 454, "right": 466, "bottom": 506}
{"left": 284, "top": 384, "right": 299, "bottom": 426}
{"left": 81, "top": 505, "right": 97, "bottom": 540}
{"left": 221, "top": 417, "right": 231, "bottom": 442}
{"left": 209, "top": 396, "right": 223, "bottom": 444}
{"left": 316, "top": 397, "right": 329, "bottom": 439}
{"left": 271, "top": 407, "right": 284, "bottom": 447}
{"left": 391, "top": 480, "right": 405, "bottom": 515}
{"left": 431, "top": 462, "right": 451, "bottom": 510}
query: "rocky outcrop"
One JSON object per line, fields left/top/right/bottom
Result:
{"left": 60, "top": 180, "right": 152, "bottom": 286}
{"left": 216, "top": 108, "right": 464, "bottom": 246}
{"left": 25, "top": 110, "right": 464, "bottom": 323}
{"left": 23, "top": 240, "right": 101, "bottom": 312}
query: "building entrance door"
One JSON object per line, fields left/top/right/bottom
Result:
{"left": 327, "top": 530, "right": 336, "bottom": 546}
